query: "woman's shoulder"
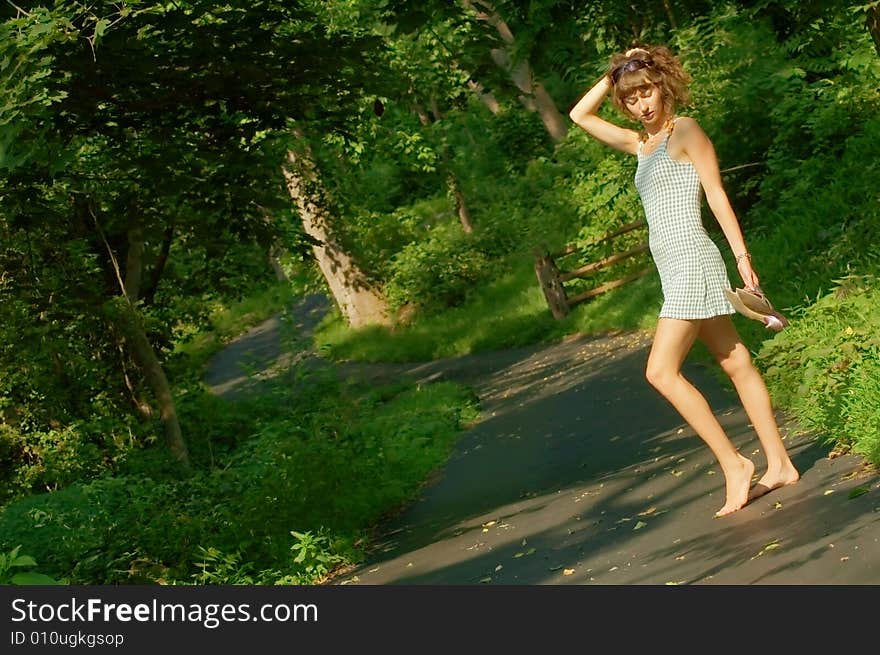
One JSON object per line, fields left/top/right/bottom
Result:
{"left": 671, "top": 116, "right": 711, "bottom": 146}
{"left": 672, "top": 115, "right": 701, "bottom": 133}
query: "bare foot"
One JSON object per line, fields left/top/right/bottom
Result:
{"left": 715, "top": 455, "right": 755, "bottom": 517}
{"left": 748, "top": 463, "right": 800, "bottom": 501}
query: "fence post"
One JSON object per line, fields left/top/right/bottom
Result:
{"left": 533, "top": 246, "right": 569, "bottom": 320}
{"left": 534, "top": 220, "right": 650, "bottom": 320}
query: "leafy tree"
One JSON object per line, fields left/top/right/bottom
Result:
{"left": 0, "top": 0, "right": 402, "bottom": 474}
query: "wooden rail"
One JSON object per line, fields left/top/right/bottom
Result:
{"left": 534, "top": 219, "right": 651, "bottom": 320}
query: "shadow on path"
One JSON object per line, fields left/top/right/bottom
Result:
{"left": 205, "top": 296, "right": 880, "bottom": 585}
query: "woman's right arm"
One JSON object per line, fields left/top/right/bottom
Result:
{"left": 568, "top": 75, "right": 639, "bottom": 155}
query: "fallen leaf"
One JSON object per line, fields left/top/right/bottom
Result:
{"left": 513, "top": 552, "right": 524, "bottom": 558}
{"left": 774, "top": 502, "right": 783, "bottom": 509}
{"left": 563, "top": 568, "right": 575, "bottom": 576}
{"left": 671, "top": 470, "right": 683, "bottom": 477}
{"left": 824, "top": 490, "right": 835, "bottom": 495}
{"left": 479, "top": 577, "right": 492, "bottom": 584}
{"left": 751, "top": 540, "right": 781, "bottom": 559}
{"left": 840, "top": 557, "right": 850, "bottom": 562}
{"left": 638, "top": 507, "right": 657, "bottom": 516}
{"left": 634, "top": 521, "right": 648, "bottom": 530}
{"left": 675, "top": 555, "right": 686, "bottom": 561}
{"left": 494, "top": 564, "right": 503, "bottom": 572}
{"left": 483, "top": 520, "right": 497, "bottom": 527}
{"left": 609, "top": 566, "right": 619, "bottom": 572}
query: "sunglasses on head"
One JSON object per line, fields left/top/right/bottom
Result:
{"left": 611, "top": 58, "right": 649, "bottom": 85}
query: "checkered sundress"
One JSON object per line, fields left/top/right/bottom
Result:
{"left": 634, "top": 129, "right": 735, "bottom": 320}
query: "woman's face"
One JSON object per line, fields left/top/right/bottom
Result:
{"left": 623, "top": 83, "right": 666, "bottom": 130}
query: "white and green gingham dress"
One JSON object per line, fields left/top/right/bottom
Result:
{"left": 635, "top": 129, "right": 735, "bottom": 320}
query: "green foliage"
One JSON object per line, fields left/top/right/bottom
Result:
{"left": 0, "top": 377, "right": 479, "bottom": 584}
{"left": 0, "top": 545, "right": 62, "bottom": 585}
{"left": 286, "top": 530, "right": 349, "bottom": 584}
{"left": 757, "top": 277, "right": 880, "bottom": 460}
{"left": 671, "top": 7, "right": 795, "bottom": 209}
{"left": 3, "top": 0, "right": 880, "bottom": 589}
{"left": 384, "top": 223, "right": 497, "bottom": 312}
{"left": 1, "top": 0, "right": 401, "bottom": 484}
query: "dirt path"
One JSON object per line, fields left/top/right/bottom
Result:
{"left": 206, "top": 295, "right": 880, "bottom": 585}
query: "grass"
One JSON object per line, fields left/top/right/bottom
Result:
{"left": 0, "top": 268, "right": 482, "bottom": 585}
{"left": 0, "top": 361, "right": 480, "bottom": 586}
{"left": 316, "top": 249, "right": 663, "bottom": 364}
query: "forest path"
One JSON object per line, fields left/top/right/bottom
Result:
{"left": 205, "top": 294, "right": 880, "bottom": 585}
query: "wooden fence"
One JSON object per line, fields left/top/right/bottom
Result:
{"left": 534, "top": 219, "right": 652, "bottom": 320}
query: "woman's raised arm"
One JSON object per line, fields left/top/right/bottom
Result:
{"left": 568, "top": 75, "right": 640, "bottom": 155}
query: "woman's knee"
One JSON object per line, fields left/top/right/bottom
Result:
{"left": 717, "top": 346, "right": 754, "bottom": 380}
{"left": 645, "top": 361, "right": 675, "bottom": 392}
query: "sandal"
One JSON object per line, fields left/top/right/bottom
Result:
{"left": 724, "top": 286, "right": 789, "bottom": 331}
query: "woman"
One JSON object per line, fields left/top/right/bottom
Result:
{"left": 568, "top": 45, "right": 799, "bottom": 516}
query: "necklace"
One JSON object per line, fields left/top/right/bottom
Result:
{"left": 641, "top": 116, "right": 677, "bottom": 143}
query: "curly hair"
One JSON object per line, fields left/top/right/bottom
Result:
{"left": 607, "top": 45, "right": 692, "bottom": 117}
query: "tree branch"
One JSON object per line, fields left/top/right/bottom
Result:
{"left": 88, "top": 202, "right": 128, "bottom": 298}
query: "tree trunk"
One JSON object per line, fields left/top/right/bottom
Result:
{"left": 141, "top": 224, "right": 173, "bottom": 306}
{"left": 282, "top": 140, "right": 391, "bottom": 329}
{"left": 439, "top": 139, "right": 473, "bottom": 234}
{"left": 268, "top": 243, "right": 288, "bottom": 281}
{"left": 108, "top": 297, "right": 190, "bottom": 466}
{"left": 467, "top": 79, "right": 501, "bottom": 114}
{"left": 122, "top": 217, "right": 155, "bottom": 419}
{"left": 868, "top": 5, "right": 880, "bottom": 57}
{"left": 92, "top": 204, "right": 188, "bottom": 466}
{"left": 257, "top": 206, "right": 290, "bottom": 282}
{"left": 661, "top": 0, "right": 678, "bottom": 30}
{"left": 125, "top": 219, "right": 144, "bottom": 303}
{"left": 448, "top": 173, "right": 474, "bottom": 233}
{"left": 465, "top": 0, "right": 568, "bottom": 142}
{"left": 426, "top": 107, "right": 476, "bottom": 235}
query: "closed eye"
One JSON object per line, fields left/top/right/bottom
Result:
{"left": 624, "top": 88, "right": 653, "bottom": 105}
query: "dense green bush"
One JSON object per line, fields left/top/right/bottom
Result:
{"left": 757, "top": 276, "right": 880, "bottom": 461}
{"left": 0, "top": 378, "right": 479, "bottom": 584}
{"left": 384, "top": 224, "right": 497, "bottom": 312}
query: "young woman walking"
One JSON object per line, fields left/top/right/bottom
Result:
{"left": 569, "top": 45, "right": 799, "bottom": 516}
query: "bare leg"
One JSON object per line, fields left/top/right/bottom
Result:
{"left": 646, "top": 318, "right": 754, "bottom": 517}
{"left": 698, "top": 315, "right": 799, "bottom": 500}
